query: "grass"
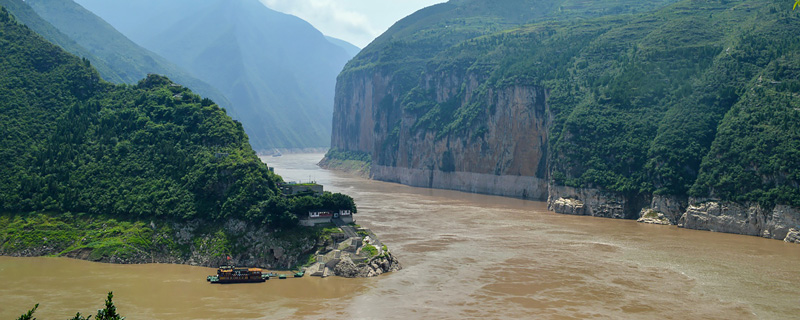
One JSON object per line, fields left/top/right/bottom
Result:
{"left": 362, "top": 244, "right": 378, "bottom": 258}
{"left": 0, "top": 212, "right": 331, "bottom": 267}
{"left": 0, "top": 212, "right": 153, "bottom": 260}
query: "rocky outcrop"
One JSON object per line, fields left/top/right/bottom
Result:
{"left": 547, "top": 185, "right": 643, "bottom": 219}
{"left": 333, "top": 252, "right": 402, "bottom": 278}
{"left": 637, "top": 209, "right": 671, "bottom": 225}
{"left": 549, "top": 197, "right": 585, "bottom": 215}
{"left": 648, "top": 195, "right": 688, "bottom": 224}
{"left": 680, "top": 201, "right": 800, "bottom": 241}
{"left": 635, "top": 195, "right": 687, "bottom": 225}
{"left": 785, "top": 229, "right": 800, "bottom": 244}
{"left": 152, "top": 219, "right": 317, "bottom": 268}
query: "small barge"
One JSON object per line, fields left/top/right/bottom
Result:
{"left": 207, "top": 266, "right": 266, "bottom": 284}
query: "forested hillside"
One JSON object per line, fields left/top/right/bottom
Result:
{"left": 325, "top": 0, "right": 800, "bottom": 233}
{"left": 76, "top": 0, "right": 357, "bottom": 151}
{"left": 0, "top": 6, "right": 355, "bottom": 264}
{"left": 1, "top": 0, "right": 234, "bottom": 117}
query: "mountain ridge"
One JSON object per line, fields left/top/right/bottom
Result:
{"left": 13, "top": 0, "right": 235, "bottom": 116}
{"left": 76, "top": 0, "right": 357, "bottom": 150}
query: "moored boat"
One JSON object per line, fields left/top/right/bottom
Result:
{"left": 208, "top": 266, "right": 266, "bottom": 284}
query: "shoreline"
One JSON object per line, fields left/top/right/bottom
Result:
{"left": 319, "top": 157, "right": 800, "bottom": 245}
{"left": 0, "top": 213, "right": 401, "bottom": 278}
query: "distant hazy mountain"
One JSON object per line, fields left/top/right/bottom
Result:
{"left": 76, "top": 0, "right": 356, "bottom": 150}
{"left": 325, "top": 36, "right": 361, "bottom": 57}
{"left": 16, "top": 0, "right": 233, "bottom": 116}
{"left": 0, "top": 0, "right": 122, "bottom": 83}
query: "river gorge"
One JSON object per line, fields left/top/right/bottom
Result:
{"left": 2, "top": 153, "right": 799, "bottom": 319}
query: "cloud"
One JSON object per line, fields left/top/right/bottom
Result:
{"left": 260, "top": 0, "right": 379, "bottom": 47}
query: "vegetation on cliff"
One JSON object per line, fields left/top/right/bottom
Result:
{"left": 330, "top": 0, "right": 800, "bottom": 208}
{"left": 0, "top": 6, "right": 356, "bottom": 262}
{"left": 318, "top": 148, "right": 372, "bottom": 177}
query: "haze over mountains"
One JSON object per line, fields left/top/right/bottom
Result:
{"left": 76, "top": 0, "right": 359, "bottom": 151}
{"left": 1, "top": 0, "right": 234, "bottom": 114}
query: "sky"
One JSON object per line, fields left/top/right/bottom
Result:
{"left": 259, "top": 0, "right": 447, "bottom": 48}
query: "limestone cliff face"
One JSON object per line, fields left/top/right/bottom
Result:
{"left": 331, "top": 68, "right": 549, "bottom": 199}
{"left": 680, "top": 201, "right": 800, "bottom": 242}
{"left": 547, "top": 185, "right": 629, "bottom": 219}
{"left": 330, "top": 69, "right": 394, "bottom": 154}
{"left": 327, "top": 67, "right": 800, "bottom": 245}
{"left": 327, "top": 66, "right": 800, "bottom": 244}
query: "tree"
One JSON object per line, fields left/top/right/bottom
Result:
{"left": 16, "top": 292, "right": 124, "bottom": 320}
{"left": 15, "top": 304, "right": 37, "bottom": 320}
{"left": 94, "top": 292, "right": 124, "bottom": 320}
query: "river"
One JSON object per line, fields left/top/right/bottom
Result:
{"left": 2, "top": 153, "right": 799, "bottom": 319}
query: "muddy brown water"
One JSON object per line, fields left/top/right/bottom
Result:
{"left": 2, "top": 153, "right": 799, "bottom": 319}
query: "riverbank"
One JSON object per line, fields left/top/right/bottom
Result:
{"left": 0, "top": 212, "right": 400, "bottom": 277}
{"left": 4, "top": 153, "right": 800, "bottom": 319}
{"left": 0, "top": 213, "right": 316, "bottom": 268}
{"left": 316, "top": 148, "right": 371, "bottom": 178}
{"left": 320, "top": 151, "right": 800, "bottom": 245}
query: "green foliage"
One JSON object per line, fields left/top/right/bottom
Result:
{"left": 362, "top": 244, "right": 378, "bottom": 258}
{"left": 338, "top": 0, "right": 800, "bottom": 207}
{"left": 0, "top": 213, "right": 152, "bottom": 260}
{"left": 94, "top": 292, "right": 124, "bottom": 320}
{"left": 16, "top": 304, "right": 37, "bottom": 320}
{"left": 690, "top": 53, "right": 800, "bottom": 207}
{"left": 75, "top": 0, "right": 353, "bottom": 150}
{"left": 0, "top": 7, "right": 358, "bottom": 226}
{"left": 319, "top": 148, "right": 372, "bottom": 176}
{"left": 324, "top": 148, "right": 372, "bottom": 164}
{"left": 19, "top": 292, "right": 124, "bottom": 320}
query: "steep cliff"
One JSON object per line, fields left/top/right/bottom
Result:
{"left": 325, "top": 0, "right": 800, "bottom": 241}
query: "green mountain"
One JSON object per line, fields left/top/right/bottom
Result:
{"left": 76, "top": 0, "right": 357, "bottom": 150}
{"left": 0, "top": 0, "right": 120, "bottom": 84}
{"left": 0, "top": 6, "right": 355, "bottom": 265}
{"left": 325, "top": 0, "right": 800, "bottom": 239}
{"left": 2, "top": 0, "right": 234, "bottom": 117}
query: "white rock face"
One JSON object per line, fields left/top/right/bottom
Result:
{"left": 333, "top": 253, "right": 402, "bottom": 278}
{"left": 637, "top": 209, "right": 671, "bottom": 225}
{"left": 681, "top": 201, "right": 800, "bottom": 241}
{"left": 785, "top": 228, "right": 800, "bottom": 244}
{"left": 648, "top": 195, "right": 687, "bottom": 224}
{"left": 372, "top": 165, "right": 547, "bottom": 199}
{"left": 331, "top": 68, "right": 550, "bottom": 200}
{"left": 547, "top": 185, "right": 631, "bottom": 219}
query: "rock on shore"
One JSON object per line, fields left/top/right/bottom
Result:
{"left": 333, "top": 252, "right": 402, "bottom": 278}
